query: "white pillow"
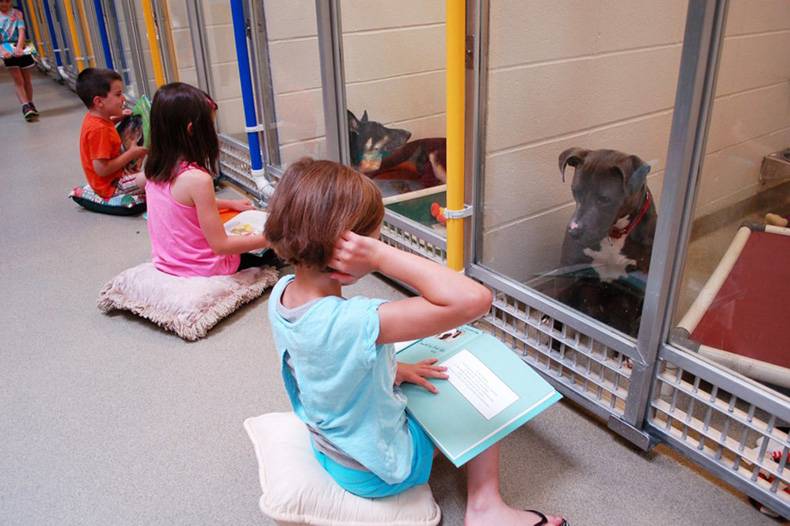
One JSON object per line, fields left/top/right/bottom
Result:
{"left": 243, "top": 412, "right": 441, "bottom": 526}
{"left": 97, "top": 262, "right": 278, "bottom": 341}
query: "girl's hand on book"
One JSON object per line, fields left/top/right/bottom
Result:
{"left": 395, "top": 359, "right": 448, "bottom": 394}
{"left": 328, "top": 230, "right": 383, "bottom": 281}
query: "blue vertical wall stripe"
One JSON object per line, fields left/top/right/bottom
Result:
{"left": 92, "top": 0, "right": 113, "bottom": 69}
{"left": 52, "top": 0, "right": 72, "bottom": 65}
{"left": 40, "top": 0, "right": 63, "bottom": 66}
{"left": 229, "top": 0, "right": 263, "bottom": 172}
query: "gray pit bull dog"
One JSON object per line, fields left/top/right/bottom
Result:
{"left": 559, "top": 147, "right": 656, "bottom": 282}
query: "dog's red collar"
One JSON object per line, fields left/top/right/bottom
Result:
{"left": 609, "top": 192, "right": 651, "bottom": 239}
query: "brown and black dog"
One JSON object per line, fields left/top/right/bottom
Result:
{"left": 348, "top": 110, "right": 446, "bottom": 196}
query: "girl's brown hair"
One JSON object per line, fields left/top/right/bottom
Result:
{"left": 145, "top": 82, "right": 219, "bottom": 183}
{"left": 265, "top": 158, "right": 384, "bottom": 268}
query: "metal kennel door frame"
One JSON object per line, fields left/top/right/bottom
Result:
{"left": 464, "top": 0, "right": 740, "bottom": 450}
{"left": 640, "top": 0, "right": 790, "bottom": 516}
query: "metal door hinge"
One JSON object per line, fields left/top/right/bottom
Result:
{"left": 465, "top": 35, "right": 474, "bottom": 69}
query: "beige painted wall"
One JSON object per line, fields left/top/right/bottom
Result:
{"left": 482, "top": 0, "right": 790, "bottom": 283}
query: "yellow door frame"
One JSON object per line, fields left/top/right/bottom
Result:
{"left": 445, "top": 0, "right": 465, "bottom": 270}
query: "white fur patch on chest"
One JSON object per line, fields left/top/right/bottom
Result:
{"left": 582, "top": 216, "right": 635, "bottom": 282}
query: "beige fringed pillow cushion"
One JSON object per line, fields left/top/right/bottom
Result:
{"left": 243, "top": 412, "right": 441, "bottom": 526}
{"left": 98, "top": 262, "right": 278, "bottom": 341}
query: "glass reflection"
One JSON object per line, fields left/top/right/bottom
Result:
{"left": 103, "top": 0, "right": 138, "bottom": 98}
{"left": 162, "top": 0, "right": 197, "bottom": 85}
{"left": 341, "top": 0, "right": 446, "bottom": 231}
{"left": 671, "top": 1, "right": 790, "bottom": 395}
{"left": 480, "top": 0, "right": 689, "bottom": 338}
{"left": 131, "top": 0, "right": 158, "bottom": 96}
{"left": 263, "top": 0, "right": 326, "bottom": 167}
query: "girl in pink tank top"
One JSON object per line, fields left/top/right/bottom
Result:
{"left": 144, "top": 83, "right": 269, "bottom": 277}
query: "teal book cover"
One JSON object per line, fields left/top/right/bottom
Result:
{"left": 396, "top": 325, "right": 562, "bottom": 467}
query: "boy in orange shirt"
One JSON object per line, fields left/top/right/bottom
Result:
{"left": 76, "top": 68, "right": 147, "bottom": 201}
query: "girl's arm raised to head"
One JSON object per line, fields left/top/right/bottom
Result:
{"left": 329, "top": 232, "right": 492, "bottom": 344}
{"left": 183, "top": 170, "right": 269, "bottom": 255}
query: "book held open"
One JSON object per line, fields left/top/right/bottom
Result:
{"left": 396, "top": 325, "right": 561, "bottom": 467}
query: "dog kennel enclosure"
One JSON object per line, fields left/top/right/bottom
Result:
{"left": 22, "top": 0, "right": 789, "bottom": 517}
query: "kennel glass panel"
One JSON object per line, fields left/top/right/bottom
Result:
{"left": 56, "top": 0, "right": 91, "bottom": 71}
{"left": 130, "top": 0, "right": 160, "bottom": 95}
{"left": 478, "top": 0, "right": 689, "bottom": 341}
{"left": 339, "top": 0, "right": 448, "bottom": 236}
{"left": 51, "top": 0, "right": 73, "bottom": 65}
{"left": 669, "top": 0, "right": 790, "bottom": 396}
{"left": 31, "top": 0, "right": 55, "bottom": 69}
{"left": 160, "top": 0, "right": 196, "bottom": 85}
{"left": 102, "top": 0, "right": 140, "bottom": 99}
{"left": 51, "top": 0, "right": 78, "bottom": 84}
{"left": 191, "top": 0, "right": 248, "bottom": 145}
{"left": 261, "top": 0, "right": 328, "bottom": 168}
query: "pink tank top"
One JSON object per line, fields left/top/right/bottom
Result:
{"left": 146, "top": 162, "right": 240, "bottom": 277}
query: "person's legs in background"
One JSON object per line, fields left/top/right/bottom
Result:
{"left": 7, "top": 63, "right": 36, "bottom": 121}
{"left": 20, "top": 65, "right": 36, "bottom": 114}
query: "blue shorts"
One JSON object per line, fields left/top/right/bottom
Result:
{"left": 312, "top": 416, "right": 435, "bottom": 498}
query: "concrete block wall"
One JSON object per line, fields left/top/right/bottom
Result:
{"left": 165, "top": 0, "right": 199, "bottom": 86}
{"left": 698, "top": 0, "right": 790, "bottom": 218}
{"left": 482, "top": 0, "right": 790, "bottom": 283}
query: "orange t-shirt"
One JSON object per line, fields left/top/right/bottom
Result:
{"left": 79, "top": 113, "right": 123, "bottom": 199}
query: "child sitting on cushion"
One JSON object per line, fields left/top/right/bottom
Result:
{"left": 264, "top": 158, "right": 569, "bottom": 526}
{"left": 76, "top": 68, "right": 148, "bottom": 203}
{"left": 144, "top": 82, "right": 269, "bottom": 277}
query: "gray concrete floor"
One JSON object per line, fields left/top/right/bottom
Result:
{"left": 0, "top": 69, "right": 781, "bottom": 526}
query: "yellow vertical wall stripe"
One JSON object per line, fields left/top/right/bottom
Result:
{"left": 445, "top": 0, "right": 465, "bottom": 271}
{"left": 62, "top": 0, "right": 85, "bottom": 70}
{"left": 33, "top": 0, "right": 48, "bottom": 58}
{"left": 142, "top": 0, "right": 165, "bottom": 87}
{"left": 75, "top": 0, "right": 95, "bottom": 67}
{"left": 24, "top": 0, "right": 45, "bottom": 59}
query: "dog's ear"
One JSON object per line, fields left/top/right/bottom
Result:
{"left": 558, "top": 147, "right": 589, "bottom": 183}
{"left": 617, "top": 155, "right": 651, "bottom": 194}
{"left": 348, "top": 110, "right": 360, "bottom": 133}
{"left": 361, "top": 110, "right": 369, "bottom": 123}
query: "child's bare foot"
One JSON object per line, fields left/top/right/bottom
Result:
{"left": 466, "top": 501, "right": 567, "bottom": 525}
